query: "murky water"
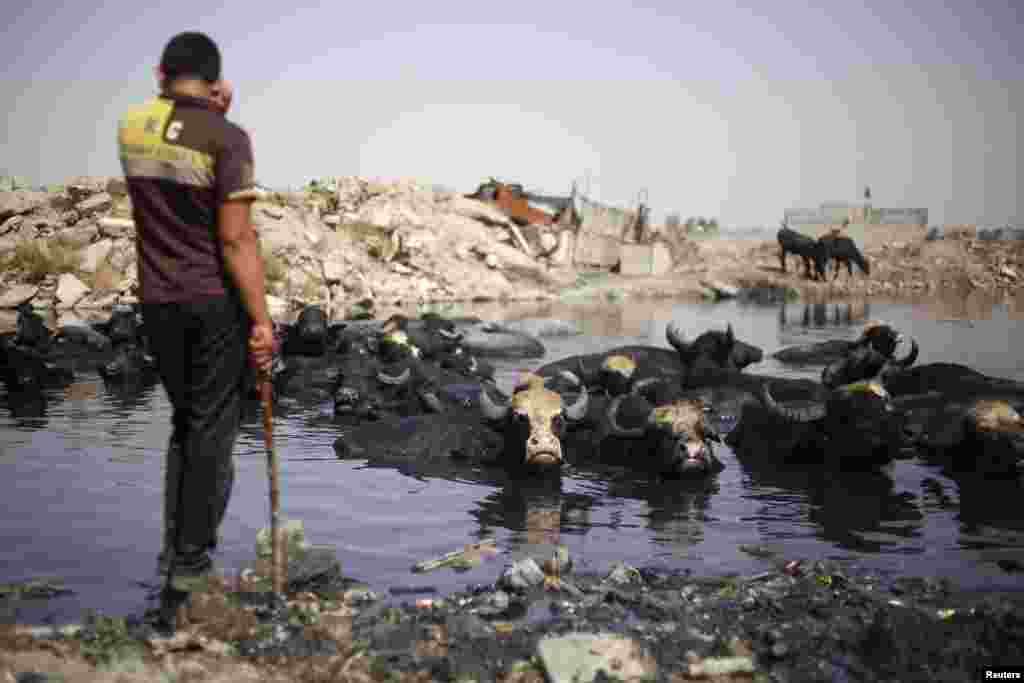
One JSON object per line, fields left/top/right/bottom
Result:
{"left": 3, "top": 292, "right": 1024, "bottom": 625}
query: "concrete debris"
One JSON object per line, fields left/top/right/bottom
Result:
{"left": 54, "top": 273, "right": 91, "bottom": 309}
{"left": 0, "top": 284, "right": 38, "bottom": 309}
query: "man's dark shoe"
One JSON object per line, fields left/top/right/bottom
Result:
{"left": 144, "top": 587, "right": 191, "bottom": 636}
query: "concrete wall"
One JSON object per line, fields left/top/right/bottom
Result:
{"left": 618, "top": 242, "right": 673, "bottom": 276}
{"left": 786, "top": 204, "right": 927, "bottom": 227}
{"left": 793, "top": 223, "right": 928, "bottom": 250}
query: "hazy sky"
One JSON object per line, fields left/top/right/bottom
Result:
{"left": 2, "top": 0, "right": 1020, "bottom": 226}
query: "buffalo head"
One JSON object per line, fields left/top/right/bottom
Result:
{"left": 106, "top": 307, "right": 139, "bottom": 346}
{"left": 666, "top": 323, "right": 763, "bottom": 372}
{"left": 759, "top": 380, "right": 907, "bottom": 466}
{"left": 378, "top": 330, "right": 422, "bottom": 362}
{"left": 15, "top": 302, "right": 50, "bottom": 349}
{"left": 605, "top": 395, "right": 723, "bottom": 477}
{"left": 478, "top": 373, "right": 589, "bottom": 470}
{"left": 855, "top": 321, "right": 902, "bottom": 358}
{"left": 822, "top": 337, "right": 919, "bottom": 390}
{"left": 599, "top": 354, "right": 637, "bottom": 396}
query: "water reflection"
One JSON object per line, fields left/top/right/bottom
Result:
{"left": 470, "top": 478, "right": 596, "bottom": 546}
{"left": 922, "top": 289, "right": 1003, "bottom": 322}
{"left": 99, "top": 376, "right": 160, "bottom": 414}
{"left": 604, "top": 476, "right": 718, "bottom": 550}
{"left": 777, "top": 301, "right": 872, "bottom": 330}
{"left": 741, "top": 459, "right": 923, "bottom": 553}
{"left": 1, "top": 387, "right": 51, "bottom": 425}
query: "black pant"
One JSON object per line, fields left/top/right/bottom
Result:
{"left": 143, "top": 294, "right": 250, "bottom": 558}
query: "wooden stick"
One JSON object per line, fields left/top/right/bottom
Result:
{"left": 259, "top": 371, "right": 284, "bottom": 595}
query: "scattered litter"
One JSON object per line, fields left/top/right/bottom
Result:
{"left": 0, "top": 578, "right": 73, "bottom": 600}
{"left": 686, "top": 654, "right": 756, "bottom": 678}
{"left": 412, "top": 538, "right": 499, "bottom": 573}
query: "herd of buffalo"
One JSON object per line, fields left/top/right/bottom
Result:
{"left": 1, "top": 301, "right": 1021, "bottom": 482}
{"left": 778, "top": 226, "right": 871, "bottom": 281}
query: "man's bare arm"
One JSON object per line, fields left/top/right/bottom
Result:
{"left": 218, "top": 200, "right": 270, "bottom": 326}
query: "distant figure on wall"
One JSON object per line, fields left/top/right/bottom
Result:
{"left": 864, "top": 186, "right": 872, "bottom": 201}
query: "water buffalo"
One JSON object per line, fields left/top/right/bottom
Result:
{"left": 14, "top": 302, "right": 51, "bottom": 349}
{"left": 778, "top": 227, "right": 829, "bottom": 281}
{"left": 451, "top": 320, "right": 547, "bottom": 359}
{"left": 534, "top": 323, "right": 764, "bottom": 399}
{"left": 331, "top": 353, "right": 446, "bottom": 421}
{"left": 819, "top": 233, "right": 870, "bottom": 279}
{"left": 282, "top": 305, "right": 330, "bottom": 356}
{"left": 897, "top": 394, "right": 1024, "bottom": 475}
{"left": 477, "top": 373, "right": 590, "bottom": 471}
{"left": 820, "top": 337, "right": 920, "bottom": 390}
{"left": 725, "top": 380, "right": 911, "bottom": 468}
{"left": 97, "top": 344, "right": 158, "bottom": 383}
{"left": 0, "top": 342, "right": 74, "bottom": 391}
{"left": 585, "top": 393, "right": 725, "bottom": 478}
{"left": 771, "top": 320, "right": 904, "bottom": 365}
{"left": 334, "top": 373, "right": 590, "bottom": 475}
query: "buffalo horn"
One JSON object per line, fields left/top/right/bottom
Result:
{"left": 377, "top": 367, "right": 411, "bottom": 385}
{"left": 562, "top": 385, "right": 590, "bottom": 422}
{"left": 666, "top": 323, "right": 689, "bottom": 352}
{"left": 892, "top": 337, "right": 919, "bottom": 369}
{"left": 606, "top": 396, "right": 646, "bottom": 438}
{"left": 439, "top": 327, "right": 462, "bottom": 340}
{"left": 758, "top": 383, "right": 826, "bottom": 423}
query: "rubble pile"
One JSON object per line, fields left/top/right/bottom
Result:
{"left": 0, "top": 176, "right": 575, "bottom": 315}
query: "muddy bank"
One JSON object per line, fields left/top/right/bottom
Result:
{"left": 1, "top": 178, "right": 1020, "bottom": 321}
{"left": 3, "top": 542, "right": 1024, "bottom": 682}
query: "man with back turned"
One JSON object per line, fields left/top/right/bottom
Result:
{"left": 117, "top": 31, "right": 274, "bottom": 603}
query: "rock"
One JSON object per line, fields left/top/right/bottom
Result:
{"left": 74, "top": 290, "right": 120, "bottom": 309}
{"left": 74, "top": 192, "right": 112, "bottom": 217}
{"left": 501, "top": 318, "right": 581, "bottom": 338}
{"left": 59, "top": 210, "right": 81, "bottom": 227}
{"left": 391, "top": 262, "right": 414, "bottom": 275}
{"left": 106, "top": 245, "right": 134, "bottom": 272}
{"left": 926, "top": 226, "right": 944, "bottom": 241}
{"left": 0, "top": 284, "right": 38, "bottom": 308}
{"left": 448, "top": 196, "right": 513, "bottom": 227}
{"left": 80, "top": 239, "right": 114, "bottom": 272}
{"left": 0, "top": 190, "right": 48, "bottom": 220}
{"left": 105, "top": 177, "right": 128, "bottom": 197}
{"left": 485, "top": 253, "right": 500, "bottom": 269}
{"left": 266, "top": 295, "right": 288, "bottom": 318}
{"left": 61, "top": 222, "right": 100, "bottom": 248}
{"left": 322, "top": 257, "right": 347, "bottom": 284}
{"left": 0, "top": 215, "right": 23, "bottom": 235}
{"left": 262, "top": 206, "right": 284, "bottom": 220}
{"left": 1001, "top": 266, "right": 1018, "bottom": 280}
{"left": 98, "top": 216, "right": 134, "bottom": 238}
{"left": 539, "top": 230, "right": 558, "bottom": 253}
{"left": 537, "top": 633, "right": 657, "bottom": 683}
{"left": 497, "top": 558, "right": 545, "bottom": 591}
{"left": 605, "top": 562, "right": 642, "bottom": 585}
{"left": 14, "top": 222, "right": 38, "bottom": 242}
{"left": 0, "top": 235, "right": 20, "bottom": 254}
{"left": 55, "top": 273, "right": 91, "bottom": 309}
{"left": 700, "top": 279, "right": 739, "bottom": 300}
{"left": 322, "top": 214, "right": 341, "bottom": 226}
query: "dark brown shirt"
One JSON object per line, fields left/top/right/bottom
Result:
{"left": 117, "top": 93, "right": 259, "bottom": 303}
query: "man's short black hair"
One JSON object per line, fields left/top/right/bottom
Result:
{"left": 160, "top": 31, "right": 221, "bottom": 83}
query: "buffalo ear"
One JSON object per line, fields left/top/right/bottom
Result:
{"left": 725, "top": 324, "right": 734, "bottom": 346}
